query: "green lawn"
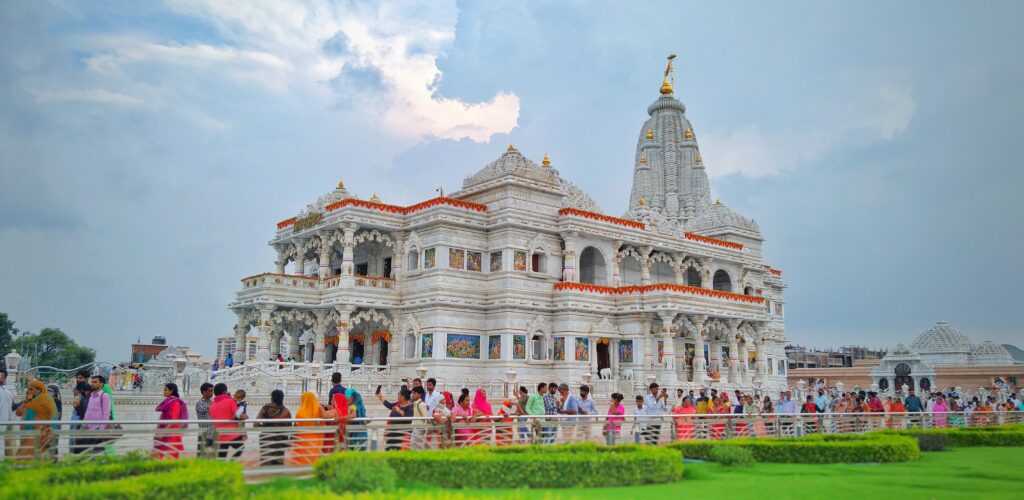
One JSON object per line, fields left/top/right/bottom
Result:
{"left": 249, "top": 447, "right": 1024, "bottom": 500}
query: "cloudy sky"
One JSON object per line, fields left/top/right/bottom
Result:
{"left": 2, "top": 1, "right": 1022, "bottom": 361}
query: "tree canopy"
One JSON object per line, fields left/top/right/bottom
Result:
{"left": 3, "top": 314, "right": 96, "bottom": 369}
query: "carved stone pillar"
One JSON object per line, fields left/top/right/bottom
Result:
{"left": 726, "top": 319, "right": 741, "bottom": 384}
{"left": 640, "top": 246, "right": 653, "bottom": 286}
{"left": 658, "top": 312, "right": 677, "bottom": 383}
{"left": 611, "top": 241, "right": 622, "bottom": 287}
{"left": 753, "top": 323, "right": 768, "bottom": 383}
{"left": 334, "top": 306, "right": 354, "bottom": 368}
{"left": 255, "top": 304, "right": 276, "bottom": 362}
{"left": 560, "top": 232, "right": 578, "bottom": 282}
{"left": 317, "top": 232, "right": 330, "bottom": 279}
{"left": 740, "top": 341, "right": 752, "bottom": 387}
{"left": 673, "top": 254, "right": 685, "bottom": 285}
{"left": 293, "top": 239, "right": 306, "bottom": 276}
{"left": 232, "top": 318, "right": 248, "bottom": 363}
{"left": 392, "top": 233, "right": 405, "bottom": 280}
{"left": 691, "top": 314, "right": 707, "bottom": 384}
{"left": 341, "top": 225, "right": 357, "bottom": 276}
{"left": 312, "top": 309, "right": 330, "bottom": 363}
{"left": 274, "top": 245, "right": 288, "bottom": 275}
{"left": 270, "top": 325, "right": 283, "bottom": 357}
{"left": 289, "top": 327, "right": 301, "bottom": 360}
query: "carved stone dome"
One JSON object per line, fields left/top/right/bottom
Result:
{"left": 911, "top": 321, "right": 972, "bottom": 355}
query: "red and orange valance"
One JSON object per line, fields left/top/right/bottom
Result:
{"left": 371, "top": 330, "right": 391, "bottom": 344}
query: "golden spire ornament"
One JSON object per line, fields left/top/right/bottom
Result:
{"left": 371, "top": 193, "right": 381, "bottom": 202}
{"left": 337, "top": 180, "right": 346, "bottom": 190}
{"left": 685, "top": 128, "right": 694, "bottom": 140}
{"left": 542, "top": 153, "right": 551, "bottom": 166}
{"left": 659, "top": 54, "right": 676, "bottom": 95}
{"left": 695, "top": 152, "right": 702, "bottom": 164}
{"left": 646, "top": 128, "right": 654, "bottom": 140}
{"left": 638, "top": 197, "right": 647, "bottom": 206}
{"left": 507, "top": 144, "right": 517, "bottom": 152}
{"left": 639, "top": 155, "right": 647, "bottom": 164}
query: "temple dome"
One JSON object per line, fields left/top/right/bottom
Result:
{"left": 910, "top": 321, "right": 972, "bottom": 354}
{"left": 684, "top": 201, "right": 761, "bottom": 237}
{"left": 970, "top": 341, "right": 1014, "bottom": 365}
{"left": 458, "top": 148, "right": 603, "bottom": 213}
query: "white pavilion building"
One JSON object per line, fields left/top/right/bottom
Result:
{"left": 226, "top": 61, "right": 790, "bottom": 392}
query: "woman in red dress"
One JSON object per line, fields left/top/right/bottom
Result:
{"left": 154, "top": 383, "right": 188, "bottom": 459}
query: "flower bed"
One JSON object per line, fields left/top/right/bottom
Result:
{"left": 315, "top": 443, "right": 681, "bottom": 490}
{"left": 667, "top": 434, "right": 920, "bottom": 464}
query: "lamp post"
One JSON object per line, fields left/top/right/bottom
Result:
{"left": 4, "top": 350, "right": 22, "bottom": 392}
{"left": 504, "top": 369, "right": 518, "bottom": 398}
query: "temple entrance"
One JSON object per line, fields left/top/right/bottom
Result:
{"left": 894, "top": 362, "right": 913, "bottom": 392}
{"left": 378, "top": 339, "right": 389, "bottom": 365}
{"left": 351, "top": 340, "right": 365, "bottom": 365}
{"left": 597, "top": 341, "right": 611, "bottom": 374}
{"left": 326, "top": 343, "right": 337, "bottom": 363}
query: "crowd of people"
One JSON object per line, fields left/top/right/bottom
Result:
{"left": 1, "top": 366, "right": 1022, "bottom": 463}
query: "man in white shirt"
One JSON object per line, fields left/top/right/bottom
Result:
{"left": 423, "top": 378, "right": 443, "bottom": 413}
{"left": 0, "top": 369, "right": 14, "bottom": 459}
{"left": 642, "top": 383, "right": 668, "bottom": 444}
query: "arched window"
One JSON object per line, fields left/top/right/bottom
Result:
{"left": 404, "top": 334, "right": 416, "bottom": 358}
{"left": 685, "top": 267, "right": 702, "bottom": 287}
{"left": 919, "top": 377, "right": 931, "bottom": 391}
{"left": 713, "top": 270, "right": 732, "bottom": 292}
{"left": 579, "top": 247, "right": 607, "bottom": 285}
{"left": 406, "top": 250, "right": 419, "bottom": 270}
{"left": 878, "top": 378, "right": 889, "bottom": 391}
{"left": 531, "top": 252, "right": 546, "bottom": 273}
{"left": 531, "top": 335, "right": 546, "bottom": 360}
{"left": 743, "top": 286, "right": 754, "bottom": 296}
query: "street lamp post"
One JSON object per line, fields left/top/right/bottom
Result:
{"left": 4, "top": 350, "right": 22, "bottom": 392}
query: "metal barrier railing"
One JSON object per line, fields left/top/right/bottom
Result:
{"left": 1, "top": 411, "right": 1020, "bottom": 467}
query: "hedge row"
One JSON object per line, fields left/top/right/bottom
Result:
{"left": 252, "top": 488, "right": 526, "bottom": 500}
{"left": 0, "top": 458, "right": 243, "bottom": 500}
{"left": 876, "top": 425, "right": 1024, "bottom": 447}
{"left": 314, "top": 444, "right": 682, "bottom": 490}
{"left": 667, "top": 434, "right": 920, "bottom": 464}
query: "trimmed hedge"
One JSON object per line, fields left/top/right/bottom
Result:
{"left": 316, "top": 444, "right": 682, "bottom": 489}
{"left": 708, "top": 445, "right": 755, "bottom": 467}
{"left": 314, "top": 452, "right": 397, "bottom": 493}
{"left": 251, "top": 488, "right": 526, "bottom": 500}
{"left": 876, "top": 425, "right": 1024, "bottom": 448}
{"left": 667, "top": 434, "right": 920, "bottom": 464}
{"left": 0, "top": 457, "right": 243, "bottom": 500}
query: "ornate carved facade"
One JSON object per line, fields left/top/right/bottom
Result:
{"left": 227, "top": 63, "right": 789, "bottom": 391}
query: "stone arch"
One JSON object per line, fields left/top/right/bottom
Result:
{"left": 527, "top": 315, "right": 552, "bottom": 361}
{"left": 650, "top": 252, "right": 675, "bottom": 283}
{"left": 713, "top": 269, "right": 733, "bottom": 292}
{"left": 579, "top": 246, "right": 608, "bottom": 285}
{"left": 405, "top": 231, "right": 423, "bottom": 271}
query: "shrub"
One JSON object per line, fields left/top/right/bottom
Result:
{"left": 0, "top": 459, "right": 243, "bottom": 500}
{"left": 708, "top": 445, "right": 755, "bottom": 467}
{"left": 668, "top": 434, "right": 919, "bottom": 464}
{"left": 314, "top": 452, "right": 397, "bottom": 493}
{"left": 915, "top": 433, "right": 949, "bottom": 452}
{"left": 876, "top": 427, "right": 1024, "bottom": 448}
{"left": 375, "top": 444, "right": 681, "bottom": 488}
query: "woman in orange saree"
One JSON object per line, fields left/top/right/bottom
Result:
{"left": 289, "top": 392, "right": 325, "bottom": 465}
{"left": 671, "top": 397, "right": 696, "bottom": 440}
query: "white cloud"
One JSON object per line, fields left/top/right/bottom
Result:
{"left": 28, "top": 87, "right": 146, "bottom": 106}
{"left": 77, "top": 0, "right": 519, "bottom": 142}
{"left": 700, "top": 82, "right": 915, "bottom": 179}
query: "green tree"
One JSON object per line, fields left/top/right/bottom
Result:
{"left": 0, "top": 312, "right": 16, "bottom": 355}
{"left": 12, "top": 327, "right": 96, "bottom": 369}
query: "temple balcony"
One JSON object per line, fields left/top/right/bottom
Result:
{"left": 552, "top": 282, "right": 768, "bottom": 317}
{"left": 236, "top": 272, "right": 399, "bottom": 307}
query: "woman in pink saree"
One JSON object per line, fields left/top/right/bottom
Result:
{"left": 471, "top": 388, "right": 494, "bottom": 444}
{"left": 154, "top": 383, "right": 188, "bottom": 459}
{"left": 451, "top": 393, "right": 476, "bottom": 446}
{"left": 932, "top": 394, "right": 950, "bottom": 428}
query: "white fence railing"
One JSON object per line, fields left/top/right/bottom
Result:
{"left": 1, "top": 411, "right": 1020, "bottom": 470}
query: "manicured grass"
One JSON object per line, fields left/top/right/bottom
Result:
{"left": 249, "top": 447, "right": 1024, "bottom": 499}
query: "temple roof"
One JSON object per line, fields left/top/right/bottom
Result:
{"left": 910, "top": 321, "right": 973, "bottom": 354}
{"left": 684, "top": 201, "right": 761, "bottom": 237}
{"left": 970, "top": 341, "right": 1014, "bottom": 364}
{"left": 460, "top": 147, "right": 603, "bottom": 213}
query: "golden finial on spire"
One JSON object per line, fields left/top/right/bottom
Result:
{"left": 715, "top": 198, "right": 721, "bottom": 205}
{"left": 695, "top": 152, "right": 702, "bottom": 164}
{"left": 659, "top": 54, "right": 676, "bottom": 95}
{"left": 638, "top": 197, "right": 647, "bottom": 206}
{"left": 639, "top": 155, "right": 647, "bottom": 164}
{"left": 337, "top": 180, "right": 346, "bottom": 190}
{"left": 507, "top": 144, "right": 517, "bottom": 152}
{"left": 646, "top": 128, "right": 654, "bottom": 140}
{"left": 371, "top": 193, "right": 380, "bottom": 202}
{"left": 542, "top": 153, "right": 551, "bottom": 166}
{"left": 685, "top": 128, "right": 693, "bottom": 140}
